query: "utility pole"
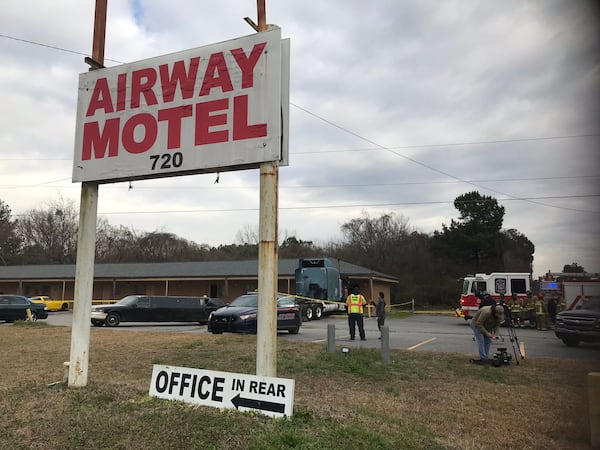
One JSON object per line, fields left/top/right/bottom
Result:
{"left": 254, "top": 0, "right": 279, "bottom": 378}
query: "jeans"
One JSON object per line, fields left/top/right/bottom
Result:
{"left": 348, "top": 313, "right": 366, "bottom": 340}
{"left": 470, "top": 320, "right": 491, "bottom": 360}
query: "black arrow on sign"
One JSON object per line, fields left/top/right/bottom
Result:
{"left": 231, "top": 393, "right": 285, "bottom": 414}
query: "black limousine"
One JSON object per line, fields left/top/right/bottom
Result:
{"left": 90, "top": 295, "right": 224, "bottom": 327}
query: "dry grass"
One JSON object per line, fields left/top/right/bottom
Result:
{"left": 0, "top": 322, "right": 598, "bottom": 450}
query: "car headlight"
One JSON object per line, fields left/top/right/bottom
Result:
{"left": 240, "top": 313, "right": 257, "bottom": 321}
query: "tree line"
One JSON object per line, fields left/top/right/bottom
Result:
{"left": 0, "top": 191, "right": 535, "bottom": 306}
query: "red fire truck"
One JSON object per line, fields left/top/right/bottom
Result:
{"left": 455, "top": 272, "right": 531, "bottom": 320}
{"left": 539, "top": 272, "right": 600, "bottom": 310}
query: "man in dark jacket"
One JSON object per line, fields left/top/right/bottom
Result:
{"left": 375, "top": 292, "right": 386, "bottom": 338}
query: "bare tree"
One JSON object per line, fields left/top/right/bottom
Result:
{"left": 16, "top": 197, "right": 78, "bottom": 264}
{"left": 235, "top": 224, "right": 259, "bottom": 245}
{"left": 0, "top": 199, "right": 21, "bottom": 264}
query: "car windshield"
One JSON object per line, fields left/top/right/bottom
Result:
{"left": 229, "top": 295, "right": 258, "bottom": 308}
{"left": 115, "top": 296, "right": 139, "bottom": 306}
{"left": 577, "top": 297, "right": 600, "bottom": 311}
{"left": 277, "top": 296, "right": 296, "bottom": 307}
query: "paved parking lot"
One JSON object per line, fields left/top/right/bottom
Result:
{"left": 33, "top": 310, "right": 600, "bottom": 361}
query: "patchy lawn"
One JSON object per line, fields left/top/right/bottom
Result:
{"left": 0, "top": 322, "right": 597, "bottom": 449}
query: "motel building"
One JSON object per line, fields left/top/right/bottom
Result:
{"left": 0, "top": 258, "right": 397, "bottom": 306}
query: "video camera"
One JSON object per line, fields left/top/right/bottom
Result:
{"left": 491, "top": 347, "right": 512, "bottom": 367}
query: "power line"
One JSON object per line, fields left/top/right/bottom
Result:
{"left": 0, "top": 33, "right": 124, "bottom": 64}
{"left": 2, "top": 32, "right": 598, "bottom": 215}
{"left": 9, "top": 195, "right": 599, "bottom": 217}
{"left": 292, "top": 133, "right": 600, "bottom": 153}
{"left": 291, "top": 103, "right": 599, "bottom": 214}
{"left": 42, "top": 194, "right": 596, "bottom": 216}
{"left": 2, "top": 174, "right": 599, "bottom": 190}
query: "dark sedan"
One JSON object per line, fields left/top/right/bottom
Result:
{"left": 0, "top": 295, "right": 49, "bottom": 322}
{"left": 555, "top": 296, "right": 600, "bottom": 346}
{"left": 207, "top": 293, "right": 302, "bottom": 334}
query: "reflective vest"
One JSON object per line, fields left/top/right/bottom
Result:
{"left": 347, "top": 294, "right": 365, "bottom": 314}
{"left": 535, "top": 300, "right": 544, "bottom": 315}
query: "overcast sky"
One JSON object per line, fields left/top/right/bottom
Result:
{"left": 1, "top": 0, "right": 598, "bottom": 277}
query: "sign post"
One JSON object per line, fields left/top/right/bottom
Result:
{"left": 255, "top": 0, "right": 279, "bottom": 379}
{"left": 68, "top": 0, "right": 105, "bottom": 387}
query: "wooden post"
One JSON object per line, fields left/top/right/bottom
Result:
{"left": 590, "top": 372, "right": 600, "bottom": 447}
{"left": 255, "top": 0, "right": 279, "bottom": 378}
{"left": 68, "top": 0, "right": 105, "bottom": 388}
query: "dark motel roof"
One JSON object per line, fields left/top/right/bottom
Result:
{"left": 0, "top": 258, "right": 398, "bottom": 282}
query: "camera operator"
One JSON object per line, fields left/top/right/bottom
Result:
{"left": 470, "top": 304, "right": 505, "bottom": 365}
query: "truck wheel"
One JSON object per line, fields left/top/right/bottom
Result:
{"left": 305, "top": 307, "right": 313, "bottom": 321}
{"left": 105, "top": 312, "right": 120, "bottom": 327}
{"left": 313, "top": 306, "right": 323, "bottom": 320}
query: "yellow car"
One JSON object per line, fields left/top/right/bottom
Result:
{"left": 29, "top": 296, "right": 70, "bottom": 312}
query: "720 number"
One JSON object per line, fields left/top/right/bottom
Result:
{"left": 150, "top": 152, "right": 183, "bottom": 170}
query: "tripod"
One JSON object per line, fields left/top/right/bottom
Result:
{"left": 498, "top": 303, "right": 524, "bottom": 365}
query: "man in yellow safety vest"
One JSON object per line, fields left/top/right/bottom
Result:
{"left": 346, "top": 286, "right": 367, "bottom": 341}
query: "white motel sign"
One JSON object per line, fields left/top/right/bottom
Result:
{"left": 149, "top": 365, "right": 295, "bottom": 418}
{"left": 73, "top": 27, "right": 287, "bottom": 183}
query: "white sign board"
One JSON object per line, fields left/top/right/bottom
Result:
{"left": 73, "top": 27, "right": 286, "bottom": 183}
{"left": 149, "top": 364, "right": 295, "bottom": 418}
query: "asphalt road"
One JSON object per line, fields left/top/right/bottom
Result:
{"left": 35, "top": 311, "right": 600, "bottom": 362}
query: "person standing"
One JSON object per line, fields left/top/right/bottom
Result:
{"left": 535, "top": 294, "right": 547, "bottom": 331}
{"left": 375, "top": 292, "right": 386, "bottom": 338}
{"left": 509, "top": 292, "right": 523, "bottom": 327}
{"left": 469, "top": 304, "right": 505, "bottom": 365}
{"left": 346, "top": 286, "right": 367, "bottom": 341}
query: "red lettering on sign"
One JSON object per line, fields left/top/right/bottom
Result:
{"left": 195, "top": 98, "right": 229, "bottom": 145}
{"left": 81, "top": 118, "right": 120, "bottom": 160}
{"left": 231, "top": 42, "right": 266, "bottom": 89}
{"left": 116, "top": 73, "right": 128, "bottom": 112}
{"left": 86, "top": 78, "right": 114, "bottom": 117}
{"left": 122, "top": 113, "right": 157, "bottom": 154}
{"left": 199, "top": 52, "right": 234, "bottom": 96}
{"left": 131, "top": 68, "right": 159, "bottom": 109}
{"left": 233, "top": 95, "right": 266, "bottom": 140}
{"left": 158, "top": 105, "right": 193, "bottom": 149}
{"left": 160, "top": 57, "right": 200, "bottom": 102}
{"left": 81, "top": 95, "right": 267, "bottom": 160}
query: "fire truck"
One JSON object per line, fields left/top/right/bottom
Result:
{"left": 539, "top": 272, "right": 600, "bottom": 310}
{"left": 455, "top": 272, "right": 531, "bottom": 320}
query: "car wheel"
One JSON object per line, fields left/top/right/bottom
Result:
{"left": 305, "top": 306, "right": 313, "bottom": 321}
{"left": 314, "top": 306, "right": 323, "bottom": 320}
{"left": 562, "top": 337, "right": 580, "bottom": 347}
{"left": 61, "top": 303, "right": 69, "bottom": 311}
{"left": 91, "top": 320, "right": 104, "bottom": 327}
{"left": 29, "top": 311, "right": 38, "bottom": 321}
{"left": 105, "top": 313, "right": 120, "bottom": 327}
